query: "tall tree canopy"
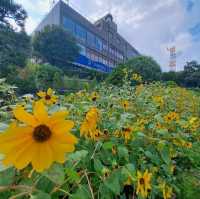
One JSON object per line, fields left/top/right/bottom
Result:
{"left": 0, "top": 0, "right": 30, "bottom": 76}
{"left": 0, "top": 0, "right": 27, "bottom": 30}
{"left": 0, "top": 25, "right": 30, "bottom": 72}
{"left": 32, "top": 25, "right": 80, "bottom": 68}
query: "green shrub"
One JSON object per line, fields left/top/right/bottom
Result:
{"left": 35, "top": 64, "right": 64, "bottom": 91}
{"left": 107, "top": 55, "right": 162, "bottom": 86}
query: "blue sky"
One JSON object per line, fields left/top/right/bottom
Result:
{"left": 16, "top": 0, "right": 200, "bottom": 71}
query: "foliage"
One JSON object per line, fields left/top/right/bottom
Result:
{"left": 32, "top": 25, "right": 80, "bottom": 68}
{"left": 162, "top": 61, "right": 200, "bottom": 88}
{"left": 107, "top": 56, "right": 162, "bottom": 86}
{"left": 0, "top": 76, "right": 199, "bottom": 199}
{"left": 34, "top": 63, "right": 64, "bottom": 90}
{"left": 182, "top": 61, "right": 200, "bottom": 88}
{"left": 0, "top": 25, "right": 31, "bottom": 74}
{"left": 0, "top": 0, "right": 27, "bottom": 30}
{"left": 0, "top": 78, "right": 16, "bottom": 106}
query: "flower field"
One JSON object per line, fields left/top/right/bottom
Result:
{"left": 0, "top": 78, "right": 200, "bottom": 199}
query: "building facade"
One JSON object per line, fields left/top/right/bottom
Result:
{"left": 35, "top": 0, "right": 140, "bottom": 73}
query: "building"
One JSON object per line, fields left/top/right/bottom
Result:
{"left": 35, "top": 0, "right": 140, "bottom": 73}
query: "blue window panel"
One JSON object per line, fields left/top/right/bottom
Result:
{"left": 95, "top": 37, "right": 102, "bottom": 51}
{"left": 78, "top": 44, "right": 86, "bottom": 56}
{"left": 75, "top": 24, "right": 86, "bottom": 41}
{"left": 75, "top": 54, "right": 113, "bottom": 73}
{"left": 63, "top": 17, "right": 75, "bottom": 35}
{"left": 87, "top": 31, "right": 96, "bottom": 47}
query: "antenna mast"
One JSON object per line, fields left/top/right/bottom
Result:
{"left": 167, "top": 46, "right": 176, "bottom": 71}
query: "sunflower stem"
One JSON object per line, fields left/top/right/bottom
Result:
{"left": 84, "top": 170, "right": 95, "bottom": 199}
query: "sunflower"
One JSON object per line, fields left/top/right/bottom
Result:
{"left": 0, "top": 101, "right": 77, "bottom": 172}
{"left": 132, "top": 73, "right": 142, "bottom": 82}
{"left": 37, "top": 88, "right": 58, "bottom": 105}
{"left": 164, "top": 112, "right": 179, "bottom": 123}
{"left": 122, "top": 127, "right": 132, "bottom": 143}
{"left": 80, "top": 107, "right": 100, "bottom": 140}
{"left": 160, "top": 182, "right": 173, "bottom": 199}
{"left": 121, "top": 100, "right": 129, "bottom": 110}
{"left": 90, "top": 92, "right": 99, "bottom": 101}
{"left": 153, "top": 96, "right": 164, "bottom": 108}
{"left": 136, "top": 170, "right": 152, "bottom": 198}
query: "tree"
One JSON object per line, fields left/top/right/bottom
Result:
{"left": 0, "top": 25, "right": 31, "bottom": 75}
{"left": 0, "top": 0, "right": 30, "bottom": 76}
{"left": 107, "top": 56, "right": 162, "bottom": 86}
{"left": 0, "top": 0, "right": 27, "bottom": 30}
{"left": 182, "top": 61, "right": 200, "bottom": 88}
{"left": 32, "top": 25, "right": 80, "bottom": 68}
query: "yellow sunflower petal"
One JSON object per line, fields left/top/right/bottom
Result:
{"left": 37, "top": 91, "right": 46, "bottom": 98}
{"left": 52, "top": 120, "right": 74, "bottom": 135}
{"left": 31, "top": 143, "right": 52, "bottom": 172}
{"left": 47, "top": 88, "right": 53, "bottom": 96}
{"left": 50, "top": 111, "right": 69, "bottom": 124}
{"left": 3, "top": 139, "right": 33, "bottom": 168}
{"left": 53, "top": 132, "right": 78, "bottom": 145}
{"left": 49, "top": 141, "right": 65, "bottom": 163}
{"left": 14, "top": 141, "right": 36, "bottom": 170}
{"left": 13, "top": 106, "right": 37, "bottom": 127}
{"left": 33, "top": 101, "right": 48, "bottom": 123}
{"left": 0, "top": 126, "right": 33, "bottom": 153}
{"left": 54, "top": 142, "right": 75, "bottom": 153}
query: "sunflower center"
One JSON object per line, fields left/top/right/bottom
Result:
{"left": 45, "top": 94, "right": 51, "bottom": 100}
{"left": 92, "top": 96, "right": 97, "bottom": 101}
{"left": 139, "top": 178, "right": 145, "bottom": 185}
{"left": 33, "top": 125, "right": 52, "bottom": 142}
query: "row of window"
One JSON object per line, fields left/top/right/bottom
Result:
{"left": 63, "top": 16, "right": 124, "bottom": 60}
{"left": 78, "top": 44, "right": 116, "bottom": 68}
{"left": 63, "top": 17, "right": 102, "bottom": 51}
{"left": 86, "top": 49, "right": 116, "bottom": 68}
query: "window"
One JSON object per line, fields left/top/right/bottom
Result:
{"left": 102, "top": 42, "right": 108, "bottom": 51}
{"left": 109, "top": 46, "right": 115, "bottom": 55}
{"left": 63, "top": 17, "right": 75, "bottom": 35}
{"left": 75, "top": 24, "right": 86, "bottom": 41}
{"left": 109, "top": 32, "right": 113, "bottom": 40}
{"left": 78, "top": 44, "right": 86, "bottom": 56}
{"left": 87, "top": 31, "right": 95, "bottom": 47}
{"left": 102, "top": 58, "right": 108, "bottom": 65}
{"left": 95, "top": 37, "right": 102, "bottom": 51}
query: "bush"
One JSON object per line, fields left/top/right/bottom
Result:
{"left": 35, "top": 64, "right": 64, "bottom": 91}
{"left": 107, "top": 55, "right": 162, "bottom": 86}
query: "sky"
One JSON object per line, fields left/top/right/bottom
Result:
{"left": 15, "top": 0, "right": 200, "bottom": 71}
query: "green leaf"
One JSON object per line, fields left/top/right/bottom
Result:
{"left": 94, "top": 159, "right": 104, "bottom": 173}
{"left": 118, "top": 146, "right": 129, "bottom": 161}
{"left": 99, "top": 183, "right": 113, "bottom": 199}
{"left": 0, "top": 167, "right": 15, "bottom": 186}
{"left": 68, "top": 150, "right": 88, "bottom": 162}
{"left": 104, "top": 171, "right": 121, "bottom": 195}
{"left": 30, "top": 192, "right": 51, "bottom": 199}
{"left": 103, "top": 142, "right": 114, "bottom": 150}
{"left": 65, "top": 168, "right": 80, "bottom": 183}
{"left": 161, "top": 145, "right": 171, "bottom": 165}
{"left": 144, "top": 150, "right": 160, "bottom": 165}
{"left": 70, "top": 185, "right": 91, "bottom": 199}
{"left": 44, "top": 163, "right": 65, "bottom": 185}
